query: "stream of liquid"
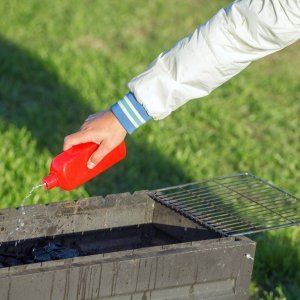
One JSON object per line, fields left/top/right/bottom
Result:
{"left": 3, "top": 183, "right": 45, "bottom": 247}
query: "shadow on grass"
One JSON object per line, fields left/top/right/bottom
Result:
{"left": 0, "top": 36, "right": 91, "bottom": 154}
{"left": 251, "top": 231, "right": 300, "bottom": 300}
{"left": 0, "top": 36, "right": 191, "bottom": 196}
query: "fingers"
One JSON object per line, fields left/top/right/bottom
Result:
{"left": 63, "top": 131, "right": 93, "bottom": 151}
{"left": 63, "top": 110, "right": 127, "bottom": 168}
{"left": 87, "top": 143, "right": 111, "bottom": 169}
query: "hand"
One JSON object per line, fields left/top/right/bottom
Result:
{"left": 63, "top": 110, "right": 127, "bottom": 169}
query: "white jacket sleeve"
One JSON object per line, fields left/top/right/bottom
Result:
{"left": 128, "top": 0, "right": 300, "bottom": 120}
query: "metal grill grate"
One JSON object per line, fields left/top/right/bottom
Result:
{"left": 149, "top": 173, "right": 300, "bottom": 236}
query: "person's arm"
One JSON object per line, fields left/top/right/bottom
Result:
{"left": 127, "top": 0, "right": 300, "bottom": 120}
{"left": 64, "top": 0, "right": 300, "bottom": 168}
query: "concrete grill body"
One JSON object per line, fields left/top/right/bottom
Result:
{"left": 0, "top": 190, "right": 255, "bottom": 300}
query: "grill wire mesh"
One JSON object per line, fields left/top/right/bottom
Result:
{"left": 149, "top": 173, "right": 300, "bottom": 236}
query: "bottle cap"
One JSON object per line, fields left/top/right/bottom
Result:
{"left": 42, "top": 173, "right": 59, "bottom": 190}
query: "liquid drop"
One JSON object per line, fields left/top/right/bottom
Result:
{"left": 20, "top": 183, "right": 45, "bottom": 209}
{"left": 5, "top": 183, "right": 45, "bottom": 245}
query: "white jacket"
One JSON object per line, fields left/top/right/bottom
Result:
{"left": 128, "top": 0, "right": 300, "bottom": 120}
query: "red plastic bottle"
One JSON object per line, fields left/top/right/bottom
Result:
{"left": 42, "top": 142, "right": 126, "bottom": 191}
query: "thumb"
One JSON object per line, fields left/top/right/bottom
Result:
{"left": 87, "top": 143, "right": 110, "bottom": 169}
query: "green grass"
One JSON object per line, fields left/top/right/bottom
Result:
{"left": 0, "top": 0, "right": 299, "bottom": 298}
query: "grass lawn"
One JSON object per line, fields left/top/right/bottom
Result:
{"left": 0, "top": 0, "right": 299, "bottom": 298}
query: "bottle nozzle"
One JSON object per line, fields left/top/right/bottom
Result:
{"left": 42, "top": 173, "right": 59, "bottom": 190}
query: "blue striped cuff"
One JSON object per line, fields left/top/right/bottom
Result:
{"left": 111, "top": 92, "right": 152, "bottom": 134}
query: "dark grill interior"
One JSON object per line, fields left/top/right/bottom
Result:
{"left": 0, "top": 223, "right": 221, "bottom": 268}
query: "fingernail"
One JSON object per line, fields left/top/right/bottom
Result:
{"left": 87, "top": 161, "right": 95, "bottom": 169}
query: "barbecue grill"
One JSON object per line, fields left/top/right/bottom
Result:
{"left": 0, "top": 173, "right": 298, "bottom": 300}
{"left": 149, "top": 173, "right": 299, "bottom": 236}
